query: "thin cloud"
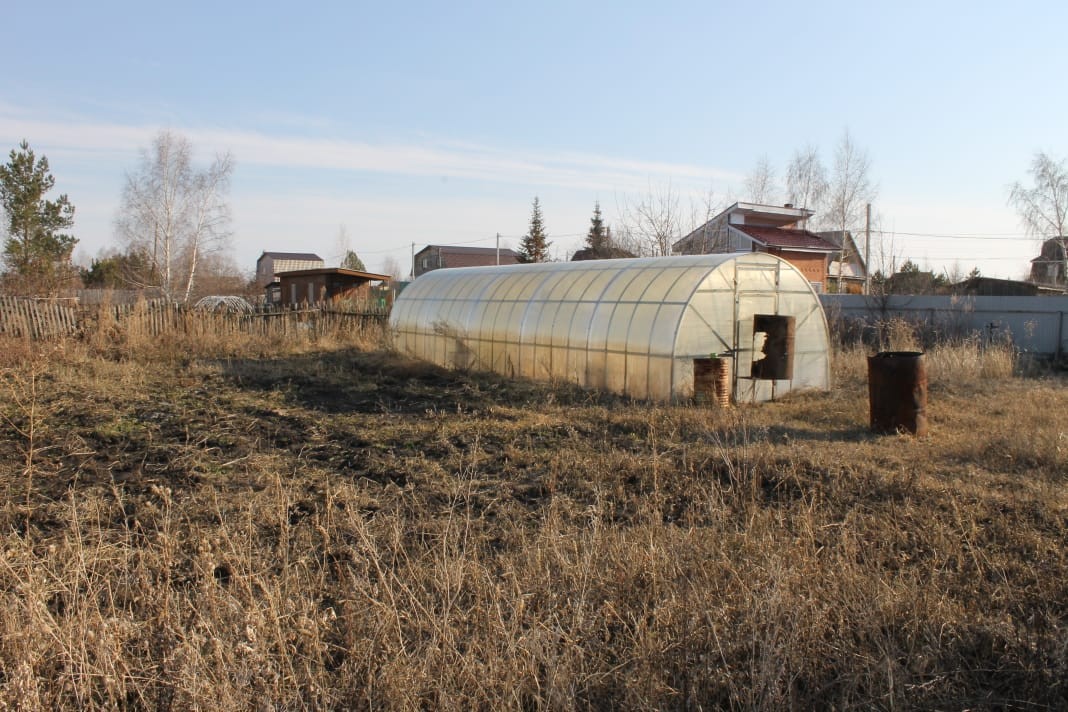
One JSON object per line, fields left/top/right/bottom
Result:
{"left": 0, "top": 109, "right": 731, "bottom": 193}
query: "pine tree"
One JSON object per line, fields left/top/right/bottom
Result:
{"left": 518, "top": 197, "right": 551, "bottom": 263}
{"left": 342, "top": 249, "right": 366, "bottom": 271}
{"left": 0, "top": 140, "right": 77, "bottom": 294}
{"left": 585, "top": 201, "right": 609, "bottom": 252}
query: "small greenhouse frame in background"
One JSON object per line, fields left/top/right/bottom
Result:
{"left": 390, "top": 253, "right": 830, "bottom": 402}
{"left": 193, "top": 296, "right": 255, "bottom": 314}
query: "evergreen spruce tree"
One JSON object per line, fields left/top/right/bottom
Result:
{"left": 585, "top": 201, "right": 609, "bottom": 252}
{"left": 341, "top": 249, "right": 366, "bottom": 271}
{"left": 0, "top": 140, "right": 77, "bottom": 294}
{"left": 518, "top": 196, "right": 551, "bottom": 263}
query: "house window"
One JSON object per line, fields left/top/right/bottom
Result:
{"left": 810, "top": 281, "right": 823, "bottom": 293}
{"left": 290, "top": 284, "right": 297, "bottom": 304}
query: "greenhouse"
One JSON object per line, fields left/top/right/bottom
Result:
{"left": 390, "top": 252, "right": 830, "bottom": 403}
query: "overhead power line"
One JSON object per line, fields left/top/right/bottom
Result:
{"left": 868, "top": 229, "right": 1043, "bottom": 240}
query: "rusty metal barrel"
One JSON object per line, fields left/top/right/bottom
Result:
{"left": 868, "top": 351, "right": 928, "bottom": 436}
{"left": 694, "top": 357, "right": 731, "bottom": 407}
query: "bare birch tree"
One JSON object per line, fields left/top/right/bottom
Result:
{"left": 617, "top": 183, "right": 682, "bottom": 256}
{"left": 785, "top": 145, "right": 828, "bottom": 222}
{"left": 117, "top": 131, "right": 234, "bottom": 302}
{"left": 332, "top": 224, "right": 352, "bottom": 266}
{"left": 824, "top": 131, "right": 876, "bottom": 291}
{"left": 379, "top": 255, "right": 403, "bottom": 281}
{"left": 744, "top": 155, "right": 779, "bottom": 205}
{"left": 1009, "top": 151, "right": 1068, "bottom": 283}
{"left": 619, "top": 182, "right": 726, "bottom": 257}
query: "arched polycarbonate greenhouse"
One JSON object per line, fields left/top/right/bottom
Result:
{"left": 390, "top": 252, "right": 830, "bottom": 402}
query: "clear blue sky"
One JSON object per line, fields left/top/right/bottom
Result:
{"left": 2, "top": 0, "right": 1064, "bottom": 280}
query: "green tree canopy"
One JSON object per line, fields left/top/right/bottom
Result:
{"left": 341, "top": 250, "right": 366, "bottom": 272}
{"left": 585, "top": 201, "right": 609, "bottom": 252}
{"left": 518, "top": 196, "right": 551, "bottom": 263}
{"left": 80, "top": 249, "right": 156, "bottom": 289}
{"left": 571, "top": 202, "right": 636, "bottom": 260}
{"left": 0, "top": 140, "right": 77, "bottom": 294}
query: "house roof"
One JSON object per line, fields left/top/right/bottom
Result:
{"left": 815, "top": 230, "right": 850, "bottom": 249}
{"left": 732, "top": 225, "right": 838, "bottom": 252}
{"left": 817, "top": 230, "right": 869, "bottom": 275}
{"left": 259, "top": 251, "right": 323, "bottom": 262}
{"left": 673, "top": 202, "right": 816, "bottom": 252}
{"left": 950, "top": 276, "right": 1057, "bottom": 296}
{"left": 726, "top": 201, "right": 814, "bottom": 222}
{"left": 1031, "top": 237, "right": 1068, "bottom": 263}
{"left": 275, "top": 267, "right": 392, "bottom": 281}
{"left": 418, "top": 245, "right": 519, "bottom": 257}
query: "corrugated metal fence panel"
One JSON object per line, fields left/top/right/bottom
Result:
{"left": 821, "top": 294, "right": 1068, "bottom": 357}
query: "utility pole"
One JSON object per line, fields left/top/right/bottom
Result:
{"left": 410, "top": 242, "right": 415, "bottom": 280}
{"left": 496, "top": 233, "right": 500, "bottom": 265}
{"left": 864, "top": 203, "right": 871, "bottom": 295}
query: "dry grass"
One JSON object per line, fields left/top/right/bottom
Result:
{"left": 0, "top": 321, "right": 1066, "bottom": 710}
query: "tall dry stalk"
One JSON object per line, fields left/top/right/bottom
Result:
{"left": 0, "top": 346, "right": 53, "bottom": 535}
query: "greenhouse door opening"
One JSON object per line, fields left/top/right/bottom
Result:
{"left": 733, "top": 260, "right": 783, "bottom": 403}
{"left": 750, "top": 314, "right": 795, "bottom": 380}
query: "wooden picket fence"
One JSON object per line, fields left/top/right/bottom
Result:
{"left": 0, "top": 296, "right": 389, "bottom": 342}
{"left": 0, "top": 296, "right": 80, "bottom": 339}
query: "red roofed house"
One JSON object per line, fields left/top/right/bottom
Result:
{"left": 672, "top": 202, "right": 839, "bottom": 292}
{"left": 413, "top": 245, "right": 520, "bottom": 278}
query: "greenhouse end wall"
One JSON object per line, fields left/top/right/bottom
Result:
{"left": 390, "top": 253, "right": 830, "bottom": 402}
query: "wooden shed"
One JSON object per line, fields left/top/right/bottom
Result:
{"left": 274, "top": 268, "right": 392, "bottom": 307}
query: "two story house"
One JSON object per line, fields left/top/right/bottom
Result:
{"left": 256, "top": 252, "right": 325, "bottom": 288}
{"left": 672, "top": 202, "right": 841, "bottom": 292}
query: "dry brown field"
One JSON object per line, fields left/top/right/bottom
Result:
{"left": 0, "top": 321, "right": 1065, "bottom": 710}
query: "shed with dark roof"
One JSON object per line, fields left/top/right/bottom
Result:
{"left": 274, "top": 268, "right": 392, "bottom": 307}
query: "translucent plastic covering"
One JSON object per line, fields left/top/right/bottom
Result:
{"left": 390, "top": 252, "right": 830, "bottom": 402}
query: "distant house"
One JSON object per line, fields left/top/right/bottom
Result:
{"left": 256, "top": 252, "right": 325, "bottom": 288}
{"left": 274, "top": 268, "right": 392, "bottom": 307}
{"left": 1029, "top": 238, "right": 1068, "bottom": 286}
{"left": 816, "top": 230, "right": 869, "bottom": 294}
{"left": 673, "top": 202, "right": 838, "bottom": 292}
{"left": 950, "top": 276, "right": 1062, "bottom": 297}
{"left": 413, "top": 246, "right": 519, "bottom": 278}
